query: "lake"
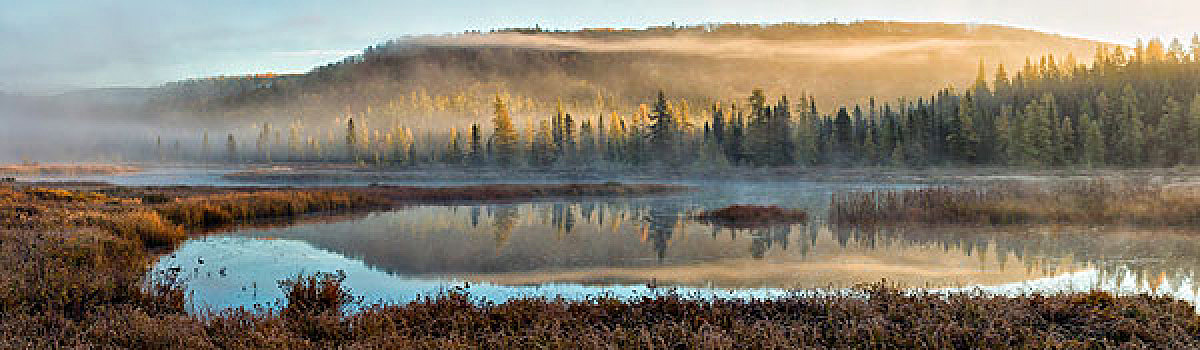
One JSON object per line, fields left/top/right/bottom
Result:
{"left": 146, "top": 180, "right": 1200, "bottom": 311}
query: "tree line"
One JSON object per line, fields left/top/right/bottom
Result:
{"left": 155, "top": 37, "right": 1200, "bottom": 168}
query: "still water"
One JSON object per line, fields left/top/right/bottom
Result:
{"left": 149, "top": 181, "right": 1200, "bottom": 311}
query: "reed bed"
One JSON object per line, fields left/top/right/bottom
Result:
{"left": 156, "top": 190, "right": 386, "bottom": 228}
{"left": 0, "top": 163, "right": 141, "bottom": 175}
{"left": 830, "top": 180, "right": 1200, "bottom": 226}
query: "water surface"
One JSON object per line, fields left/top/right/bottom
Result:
{"left": 150, "top": 182, "right": 1200, "bottom": 311}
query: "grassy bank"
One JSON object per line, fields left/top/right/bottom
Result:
{"left": 0, "top": 163, "right": 141, "bottom": 176}
{"left": 2, "top": 182, "right": 1199, "bottom": 347}
{"left": 831, "top": 180, "right": 1200, "bottom": 226}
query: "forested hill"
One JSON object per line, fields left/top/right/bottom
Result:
{"left": 149, "top": 21, "right": 1100, "bottom": 127}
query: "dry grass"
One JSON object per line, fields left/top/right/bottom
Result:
{"left": 830, "top": 180, "right": 1200, "bottom": 226}
{"left": 156, "top": 190, "right": 385, "bottom": 228}
{"left": 0, "top": 164, "right": 141, "bottom": 175}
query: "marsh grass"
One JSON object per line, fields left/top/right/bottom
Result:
{"left": 156, "top": 190, "right": 384, "bottom": 228}
{"left": 831, "top": 180, "right": 1200, "bottom": 226}
{"left": 693, "top": 205, "right": 808, "bottom": 228}
{"left": 0, "top": 163, "right": 141, "bottom": 176}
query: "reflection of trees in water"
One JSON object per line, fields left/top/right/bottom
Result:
{"left": 644, "top": 207, "right": 677, "bottom": 261}
{"left": 489, "top": 205, "right": 518, "bottom": 246}
{"left": 551, "top": 203, "right": 576, "bottom": 236}
{"left": 287, "top": 200, "right": 1200, "bottom": 295}
{"left": 833, "top": 224, "right": 1200, "bottom": 297}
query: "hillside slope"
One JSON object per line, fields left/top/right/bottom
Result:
{"left": 151, "top": 21, "right": 1103, "bottom": 127}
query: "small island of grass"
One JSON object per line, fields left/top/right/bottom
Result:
{"left": 693, "top": 205, "right": 808, "bottom": 228}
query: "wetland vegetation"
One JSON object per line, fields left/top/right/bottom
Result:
{"left": 4, "top": 179, "right": 1200, "bottom": 347}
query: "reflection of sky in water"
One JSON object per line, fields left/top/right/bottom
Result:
{"left": 150, "top": 180, "right": 1200, "bottom": 312}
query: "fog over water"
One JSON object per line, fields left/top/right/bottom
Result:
{"left": 140, "top": 179, "right": 1200, "bottom": 311}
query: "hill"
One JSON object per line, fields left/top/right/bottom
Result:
{"left": 148, "top": 21, "right": 1104, "bottom": 129}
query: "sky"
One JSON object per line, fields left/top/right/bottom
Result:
{"left": 2, "top": 0, "right": 1199, "bottom": 93}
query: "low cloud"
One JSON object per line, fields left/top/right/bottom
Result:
{"left": 272, "top": 49, "right": 360, "bottom": 57}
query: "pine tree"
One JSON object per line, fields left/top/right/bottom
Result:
{"left": 1019, "top": 97, "right": 1053, "bottom": 165}
{"left": 491, "top": 96, "right": 519, "bottom": 165}
{"left": 992, "top": 106, "right": 1012, "bottom": 164}
{"left": 445, "top": 129, "right": 463, "bottom": 165}
{"left": 833, "top": 107, "right": 853, "bottom": 154}
{"left": 1080, "top": 112, "right": 1105, "bottom": 166}
{"left": 794, "top": 111, "right": 819, "bottom": 165}
{"left": 345, "top": 118, "right": 358, "bottom": 162}
{"left": 973, "top": 59, "right": 991, "bottom": 97}
{"left": 710, "top": 104, "right": 725, "bottom": 146}
{"left": 1057, "top": 115, "right": 1075, "bottom": 165}
{"left": 1118, "top": 85, "right": 1145, "bottom": 165}
{"left": 946, "top": 93, "right": 981, "bottom": 163}
{"left": 1188, "top": 94, "right": 1200, "bottom": 163}
{"left": 257, "top": 123, "right": 271, "bottom": 163}
{"left": 468, "top": 123, "right": 484, "bottom": 165}
{"left": 648, "top": 90, "right": 677, "bottom": 163}
{"left": 201, "top": 131, "right": 210, "bottom": 164}
{"left": 579, "top": 120, "right": 595, "bottom": 163}
{"left": 1155, "top": 97, "right": 1185, "bottom": 165}
{"left": 225, "top": 133, "right": 238, "bottom": 163}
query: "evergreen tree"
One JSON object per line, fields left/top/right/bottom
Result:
{"left": 345, "top": 118, "right": 358, "bottom": 162}
{"left": 648, "top": 90, "right": 677, "bottom": 163}
{"left": 491, "top": 96, "right": 519, "bottom": 165}
{"left": 1080, "top": 112, "right": 1105, "bottom": 166}
{"left": 468, "top": 123, "right": 483, "bottom": 165}
{"left": 946, "top": 93, "right": 981, "bottom": 163}
{"left": 1188, "top": 94, "right": 1200, "bottom": 163}
{"left": 201, "top": 130, "right": 210, "bottom": 163}
{"left": 226, "top": 133, "right": 238, "bottom": 163}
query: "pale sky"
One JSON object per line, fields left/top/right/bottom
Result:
{"left": 2, "top": 0, "right": 1198, "bottom": 93}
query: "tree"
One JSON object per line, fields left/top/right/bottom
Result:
{"left": 491, "top": 96, "right": 520, "bottom": 165}
{"left": 445, "top": 129, "right": 463, "bottom": 165}
{"left": 530, "top": 120, "right": 557, "bottom": 166}
{"left": 1188, "top": 94, "right": 1200, "bottom": 163}
{"left": 258, "top": 122, "right": 272, "bottom": 163}
{"left": 833, "top": 107, "right": 853, "bottom": 153}
{"left": 1019, "top": 96, "right": 1054, "bottom": 165}
{"left": 201, "top": 130, "right": 210, "bottom": 163}
{"left": 345, "top": 118, "right": 358, "bottom": 162}
{"left": 1080, "top": 112, "right": 1105, "bottom": 166}
{"left": 1154, "top": 97, "right": 1186, "bottom": 165}
{"left": 226, "top": 133, "right": 238, "bottom": 163}
{"left": 648, "top": 90, "right": 677, "bottom": 163}
{"left": 1117, "top": 85, "right": 1145, "bottom": 165}
{"left": 946, "top": 93, "right": 981, "bottom": 163}
{"left": 973, "top": 59, "right": 991, "bottom": 97}
{"left": 468, "top": 123, "right": 484, "bottom": 165}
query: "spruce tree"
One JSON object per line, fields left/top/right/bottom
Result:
{"left": 1080, "top": 113, "right": 1105, "bottom": 166}
{"left": 491, "top": 96, "right": 519, "bottom": 166}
